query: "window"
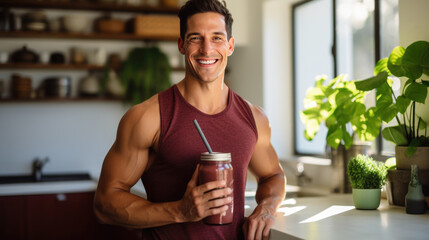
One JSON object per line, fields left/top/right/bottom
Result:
{"left": 292, "top": 0, "right": 399, "bottom": 156}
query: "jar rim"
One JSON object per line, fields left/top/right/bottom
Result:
{"left": 200, "top": 152, "right": 231, "bottom": 161}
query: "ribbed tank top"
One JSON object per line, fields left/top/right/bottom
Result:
{"left": 141, "top": 84, "right": 258, "bottom": 240}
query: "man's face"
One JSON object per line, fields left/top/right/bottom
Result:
{"left": 179, "top": 12, "right": 234, "bottom": 83}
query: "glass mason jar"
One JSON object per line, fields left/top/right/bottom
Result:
{"left": 198, "top": 152, "right": 233, "bottom": 225}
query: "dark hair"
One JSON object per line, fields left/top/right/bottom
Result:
{"left": 178, "top": 0, "right": 233, "bottom": 40}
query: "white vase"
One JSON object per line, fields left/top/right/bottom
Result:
{"left": 106, "top": 70, "right": 124, "bottom": 98}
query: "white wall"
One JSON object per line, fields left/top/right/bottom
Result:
{"left": 228, "top": 0, "right": 298, "bottom": 160}
{"left": 398, "top": 0, "right": 429, "bottom": 123}
{"left": 263, "top": 0, "right": 301, "bottom": 159}
{"left": 228, "top": 0, "right": 264, "bottom": 107}
{"left": 0, "top": 102, "right": 127, "bottom": 177}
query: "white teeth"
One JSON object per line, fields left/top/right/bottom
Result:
{"left": 198, "top": 59, "right": 216, "bottom": 64}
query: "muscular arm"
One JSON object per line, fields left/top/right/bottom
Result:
{"left": 244, "top": 104, "right": 286, "bottom": 240}
{"left": 94, "top": 95, "right": 232, "bottom": 229}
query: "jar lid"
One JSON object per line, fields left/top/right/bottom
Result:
{"left": 200, "top": 152, "right": 231, "bottom": 161}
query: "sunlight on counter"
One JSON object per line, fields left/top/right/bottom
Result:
{"left": 299, "top": 205, "right": 355, "bottom": 223}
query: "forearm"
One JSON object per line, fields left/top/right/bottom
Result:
{"left": 255, "top": 172, "right": 286, "bottom": 213}
{"left": 94, "top": 189, "right": 184, "bottom": 229}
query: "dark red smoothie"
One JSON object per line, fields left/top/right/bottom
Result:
{"left": 198, "top": 152, "right": 233, "bottom": 225}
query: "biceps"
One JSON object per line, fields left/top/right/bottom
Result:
{"left": 248, "top": 143, "right": 281, "bottom": 180}
{"left": 99, "top": 142, "right": 149, "bottom": 191}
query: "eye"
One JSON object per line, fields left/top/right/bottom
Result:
{"left": 188, "top": 36, "right": 201, "bottom": 43}
{"left": 212, "top": 36, "right": 227, "bottom": 43}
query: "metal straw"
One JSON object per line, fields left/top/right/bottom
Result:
{"left": 193, "top": 119, "right": 213, "bottom": 153}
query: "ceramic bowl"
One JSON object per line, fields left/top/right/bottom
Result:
{"left": 62, "top": 15, "right": 89, "bottom": 33}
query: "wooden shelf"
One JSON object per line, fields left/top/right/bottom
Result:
{"left": 0, "top": 63, "right": 105, "bottom": 70}
{"left": 0, "top": 31, "right": 178, "bottom": 41}
{"left": 0, "top": 97, "right": 124, "bottom": 103}
{"left": 0, "top": 0, "right": 180, "bottom": 14}
{"left": 0, "top": 63, "right": 185, "bottom": 71}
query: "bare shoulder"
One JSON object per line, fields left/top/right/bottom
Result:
{"left": 245, "top": 101, "right": 270, "bottom": 132}
{"left": 117, "top": 94, "right": 160, "bottom": 149}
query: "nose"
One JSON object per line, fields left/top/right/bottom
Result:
{"left": 200, "top": 39, "right": 214, "bottom": 55}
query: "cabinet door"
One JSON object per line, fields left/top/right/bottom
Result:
{"left": 0, "top": 195, "right": 27, "bottom": 240}
{"left": 27, "top": 192, "right": 97, "bottom": 240}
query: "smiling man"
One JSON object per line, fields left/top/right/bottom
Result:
{"left": 94, "top": 1, "right": 286, "bottom": 240}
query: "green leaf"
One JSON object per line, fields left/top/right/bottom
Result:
{"left": 342, "top": 128, "right": 353, "bottom": 149}
{"left": 325, "top": 114, "right": 337, "bottom": 129}
{"left": 402, "top": 41, "right": 429, "bottom": 79}
{"left": 404, "top": 65, "right": 423, "bottom": 80}
{"left": 335, "top": 88, "right": 354, "bottom": 106}
{"left": 375, "top": 81, "right": 393, "bottom": 107}
{"left": 374, "top": 58, "right": 390, "bottom": 75}
{"left": 385, "top": 157, "right": 396, "bottom": 170}
{"left": 355, "top": 71, "right": 388, "bottom": 91}
{"left": 382, "top": 126, "right": 409, "bottom": 145}
{"left": 388, "top": 46, "right": 406, "bottom": 77}
{"left": 304, "top": 119, "right": 320, "bottom": 140}
{"left": 404, "top": 82, "right": 428, "bottom": 103}
{"left": 326, "top": 127, "right": 343, "bottom": 149}
{"left": 403, "top": 41, "right": 429, "bottom": 66}
{"left": 406, "top": 138, "right": 420, "bottom": 156}
{"left": 395, "top": 95, "right": 411, "bottom": 114}
{"left": 353, "top": 107, "right": 382, "bottom": 141}
{"left": 379, "top": 104, "right": 398, "bottom": 123}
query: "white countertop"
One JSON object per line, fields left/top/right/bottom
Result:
{"left": 0, "top": 180, "right": 97, "bottom": 196}
{"left": 245, "top": 194, "right": 429, "bottom": 240}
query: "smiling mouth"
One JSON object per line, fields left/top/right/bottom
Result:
{"left": 197, "top": 59, "right": 218, "bottom": 65}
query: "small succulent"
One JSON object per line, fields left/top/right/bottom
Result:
{"left": 347, "top": 154, "right": 387, "bottom": 189}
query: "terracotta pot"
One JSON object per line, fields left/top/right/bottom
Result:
{"left": 395, "top": 146, "right": 429, "bottom": 170}
{"left": 386, "top": 169, "right": 429, "bottom": 206}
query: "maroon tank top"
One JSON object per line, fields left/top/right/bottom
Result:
{"left": 141, "top": 85, "right": 257, "bottom": 240}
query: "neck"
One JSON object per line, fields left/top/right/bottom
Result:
{"left": 177, "top": 78, "right": 229, "bottom": 115}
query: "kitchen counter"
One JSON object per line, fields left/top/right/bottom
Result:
{"left": 245, "top": 194, "right": 429, "bottom": 240}
{"left": 0, "top": 180, "right": 97, "bottom": 196}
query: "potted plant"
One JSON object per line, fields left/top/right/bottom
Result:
{"left": 355, "top": 40, "right": 429, "bottom": 168}
{"left": 347, "top": 154, "right": 388, "bottom": 210}
{"left": 301, "top": 74, "right": 383, "bottom": 192}
{"left": 115, "top": 46, "right": 172, "bottom": 105}
{"left": 354, "top": 40, "right": 429, "bottom": 206}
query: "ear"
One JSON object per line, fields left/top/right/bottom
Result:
{"left": 227, "top": 36, "right": 235, "bottom": 56}
{"left": 178, "top": 37, "right": 185, "bottom": 55}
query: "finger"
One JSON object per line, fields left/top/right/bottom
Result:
{"left": 247, "top": 218, "right": 257, "bottom": 240}
{"left": 207, "top": 196, "right": 232, "bottom": 209}
{"left": 188, "top": 164, "right": 200, "bottom": 188}
{"left": 262, "top": 219, "right": 274, "bottom": 240}
{"left": 203, "top": 187, "right": 232, "bottom": 202}
{"left": 205, "top": 204, "right": 229, "bottom": 216}
{"left": 262, "top": 225, "right": 271, "bottom": 240}
{"left": 255, "top": 221, "right": 264, "bottom": 240}
{"left": 198, "top": 180, "right": 227, "bottom": 194}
